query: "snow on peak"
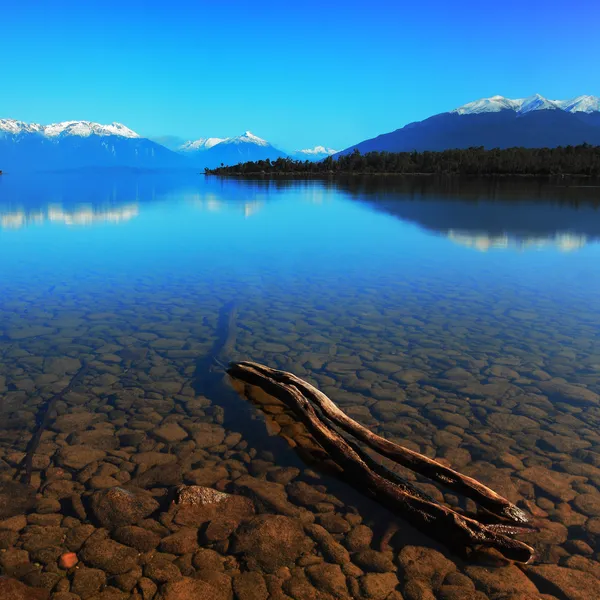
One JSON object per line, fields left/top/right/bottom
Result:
{"left": 179, "top": 137, "right": 225, "bottom": 152}
{"left": 557, "top": 95, "right": 600, "bottom": 114}
{"left": 295, "top": 146, "right": 338, "bottom": 156}
{"left": 0, "top": 118, "right": 140, "bottom": 138}
{"left": 452, "top": 94, "right": 600, "bottom": 116}
{"left": 224, "top": 131, "right": 270, "bottom": 146}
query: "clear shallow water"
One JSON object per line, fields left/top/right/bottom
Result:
{"left": 0, "top": 173, "right": 599, "bottom": 599}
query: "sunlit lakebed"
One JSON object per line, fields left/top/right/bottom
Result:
{"left": 0, "top": 172, "right": 599, "bottom": 599}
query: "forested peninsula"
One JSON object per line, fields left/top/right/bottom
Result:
{"left": 206, "top": 144, "right": 600, "bottom": 177}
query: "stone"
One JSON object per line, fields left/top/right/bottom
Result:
{"left": 172, "top": 485, "right": 254, "bottom": 528}
{"left": 138, "top": 577, "right": 158, "bottom": 600}
{"left": 316, "top": 513, "right": 351, "bottom": 534}
{"left": 192, "top": 549, "right": 224, "bottom": 572}
{"left": 80, "top": 537, "right": 139, "bottom": 575}
{"left": 538, "top": 380, "right": 600, "bottom": 406}
{"left": 65, "top": 524, "right": 96, "bottom": 551}
{"left": 157, "top": 577, "right": 227, "bottom": 600}
{"left": 464, "top": 565, "right": 539, "bottom": 597}
{"left": 185, "top": 423, "right": 226, "bottom": 448}
{"left": 131, "top": 464, "right": 183, "bottom": 489}
{"left": 305, "top": 524, "right": 350, "bottom": 565}
{"left": 232, "top": 571, "right": 269, "bottom": 600}
{"left": 0, "top": 481, "right": 37, "bottom": 519}
{"left": 231, "top": 515, "right": 312, "bottom": 573}
{"left": 57, "top": 446, "right": 106, "bottom": 470}
{"left": 231, "top": 475, "right": 306, "bottom": 519}
{"left": 58, "top": 552, "right": 78, "bottom": 569}
{"left": 352, "top": 549, "right": 395, "bottom": 573}
{"left": 184, "top": 466, "right": 228, "bottom": 487}
{"left": 397, "top": 546, "right": 456, "bottom": 588}
{"left": 519, "top": 466, "right": 579, "bottom": 502}
{"left": 113, "top": 525, "right": 161, "bottom": 552}
{"left": 306, "top": 563, "right": 349, "bottom": 598}
{"left": 132, "top": 452, "right": 177, "bottom": 468}
{"left": 527, "top": 565, "right": 600, "bottom": 600}
{"left": 159, "top": 529, "right": 198, "bottom": 555}
{"left": 53, "top": 413, "right": 94, "bottom": 434}
{"left": 153, "top": 423, "right": 188, "bottom": 443}
{"left": 89, "top": 487, "right": 159, "bottom": 528}
{"left": 345, "top": 525, "right": 374, "bottom": 551}
{"left": 72, "top": 567, "right": 107, "bottom": 599}
{"left": 360, "top": 573, "right": 399, "bottom": 600}
{"left": 573, "top": 492, "right": 600, "bottom": 517}
{"left": 0, "top": 577, "right": 49, "bottom": 600}
{"left": 144, "top": 558, "right": 182, "bottom": 584}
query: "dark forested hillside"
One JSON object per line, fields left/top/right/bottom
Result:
{"left": 206, "top": 145, "right": 600, "bottom": 177}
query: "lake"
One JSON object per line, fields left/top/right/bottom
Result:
{"left": 0, "top": 172, "right": 599, "bottom": 599}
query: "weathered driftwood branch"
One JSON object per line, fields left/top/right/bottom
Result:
{"left": 227, "top": 361, "right": 536, "bottom": 563}
{"left": 234, "top": 361, "right": 529, "bottom": 525}
{"left": 14, "top": 362, "right": 89, "bottom": 485}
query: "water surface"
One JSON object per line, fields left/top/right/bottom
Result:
{"left": 1, "top": 173, "right": 599, "bottom": 599}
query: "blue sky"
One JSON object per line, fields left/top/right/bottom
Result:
{"left": 2, "top": 0, "right": 599, "bottom": 151}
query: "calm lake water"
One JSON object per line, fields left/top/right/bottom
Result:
{"left": 0, "top": 173, "right": 599, "bottom": 599}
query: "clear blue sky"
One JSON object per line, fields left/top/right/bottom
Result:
{"left": 2, "top": 0, "right": 599, "bottom": 151}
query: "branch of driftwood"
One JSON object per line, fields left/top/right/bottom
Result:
{"left": 227, "top": 360, "right": 536, "bottom": 563}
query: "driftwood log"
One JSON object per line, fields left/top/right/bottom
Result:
{"left": 227, "top": 360, "right": 536, "bottom": 563}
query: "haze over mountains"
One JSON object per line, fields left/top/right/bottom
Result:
{"left": 1, "top": 94, "right": 599, "bottom": 172}
{"left": 338, "top": 94, "right": 600, "bottom": 156}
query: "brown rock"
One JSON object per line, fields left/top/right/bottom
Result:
{"left": 72, "top": 567, "right": 107, "bottom": 599}
{"left": 519, "top": 466, "right": 579, "bottom": 502}
{"left": 144, "top": 558, "right": 182, "bottom": 584}
{"left": 527, "top": 565, "right": 600, "bottom": 600}
{"left": 113, "top": 525, "right": 161, "bottom": 552}
{"left": 397, "top": 546, "right": 456, "bottom": 588}
{"left": 157, "top": 577, "right": 226, "bottom": 600}
{"left": 65, "top": 524, "right": 96, "bottom": 551}
{"left": 306, "top": 563, "right": 349, "bottom": 598}
{"left": 184, "top": 466, "right": 228, "bottom": 487}
{"left": 184, "top": 423, "right": 226, "bottom": 448}
{"left": 464, "top": 565, "right": 539, "bottom": 597}
{"left": 57, "top": 446, "right": 106, "bottom": 470}
{"left": 80, "top": 537, "right": 139, "bottom": 575}
{"left": 305, "top": 523, "right": 350, "bottom": 565}
{"left": 353, "top": 549, "right": 395, "bottom": 573}
{"left": 360, "top": 572, "right": 399, "bottom": 599}
{"left": 0, "top": 577, "right": 49, "bottom": 600}
{"left": 53, "top": 413, "right": 94, "bottom": 434}
{"left": 89, "top": 487, "right": 159, "bottom": 528}
{"left": 192, "top": 548, "right": 224, "bottom": 572}
{"left": 231, "top": 475, "right": 306, "bottom": 519}
{"left": 0, "top": 481, "right": 37, "bottom": 519}
{"left": 316, "top": 513, "right": 351, "bottom": 534}
{"left": 231, "top": 515, "right": 312, "bottom": 573}
{"left": 159, "top": 529, "right": 198, "bottom": 555}
{"left": 232, "top": 571, "right": 269, "bottom": 600}
{"left": 153, "top": 423, "right": 188, "bottom": 443}
{"left": 345, "top": 524, "right": 373, "bottom": 551}
{"left": 573, "top": 492, "right": 600, "bottom": 517}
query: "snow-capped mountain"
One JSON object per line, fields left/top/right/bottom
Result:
{"left": 0, "top": 118, "right": 184, "bottom": 171}
{"left": 0, "top": 119, "right": 140, "bottom": 138}
{"left": 290, "top": 146, "right": 339, "bottom": 161}
{"left": 338, "top": 94, "right": 600, "bottom": 156}
{"left": 179, "top": 131, "right": 287, "bottom": 168}
{"left": 453, "top": 94, "right": 600, "bottom": 116}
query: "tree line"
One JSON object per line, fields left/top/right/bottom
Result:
{"left": 205, "top": 144, "right": 600, "bottom": 177}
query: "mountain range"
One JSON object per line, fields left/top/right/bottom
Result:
{"left": 337, "top": 94, "right": 600, "bottom": 156}
{"left": 2, "top": 93, "right": 600, "bottom": 172}
{"left": 0, "top": 119, "right": 336, "bottom": 172}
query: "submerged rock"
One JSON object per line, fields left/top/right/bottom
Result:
{"left": 0, "top": 481, "right": 36, "bottom": 519}
{"left": 89, "top": 486, "right": 159, "bottom": 528}
{"left": 231, "top": 514, "right": 312, "bottom": 573}
{"left": 0, "top": 577, "right": 49, "bottom": 600}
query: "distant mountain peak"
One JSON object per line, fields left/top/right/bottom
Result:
{"left": 452, "top": 94, "right": 600, "bottom": 116}
{"left": 0, "top": 118, "right": 140, "bottom": 138}
{"left": 225, "top": 131, "right": 270, "bottom": 146}
{"left": 179, "top": 137, "right": 225, "bottom": 152}
{"left": 295, "top": 145, "right": 338, "bottom": 156}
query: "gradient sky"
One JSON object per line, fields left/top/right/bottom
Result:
{"left": 2, "top": 0, "right": 599, "bottom": 151}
